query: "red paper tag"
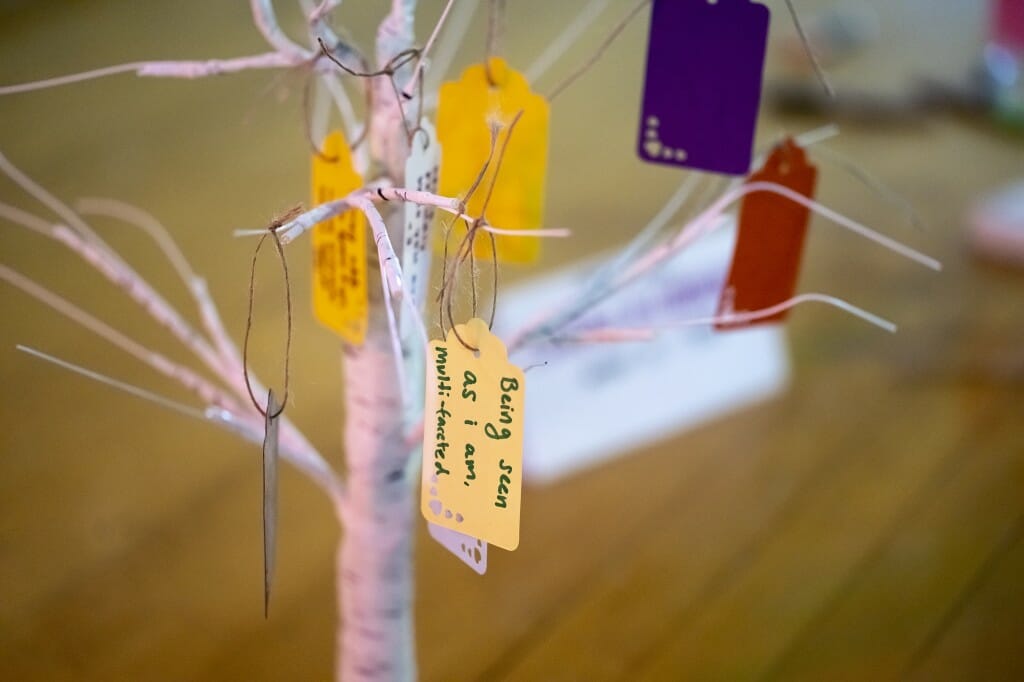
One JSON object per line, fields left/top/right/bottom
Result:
{"left": 716, "top": 139, "right": 818, "bottom": 329}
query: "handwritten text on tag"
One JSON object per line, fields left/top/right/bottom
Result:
{"left": 311, "top": 130, "right": 368, "bottom": 344}
{"left": 422, "top": 318, "right": 524, "bottom": 551}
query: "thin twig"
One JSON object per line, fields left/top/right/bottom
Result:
{"left": 550, "top": 292, "right": 897, "bottom": 344}
{"left": 402, "top": 0, "right": 457, "bottom": 98}
{"left": 526, "top": 0, "right": 613, "bottom": 84}
{"left": 0, "top": 53, "right": 306, "bottom": 96}
{"left": 18, "top": 345, "right": 214, "bottom": 422}
{"left": 783, "top": 0, "right": 836, "bottom": 98}
{"left": 547, "top": 0, "right": 649, "bottom": 102}
{"left": 0, "top": 264, "right": 245, "bottom": 413}
{"left": 424, "top": 0, "right": 480, "bottom": 94}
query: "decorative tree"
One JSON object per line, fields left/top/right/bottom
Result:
{"left": 0, "top": 1, "right": 939, "bottom": 680}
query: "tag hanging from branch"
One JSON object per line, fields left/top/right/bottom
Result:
{"left": 262, "top": 389, "right": 280, "bottom": 617}
{"left": 311, "top": 130, "right": 368, "bottom": 344}
{"left": 401, "top": 119, "right": 441, "bottom": 334}
{"left": 401, "top": 120, "right": 490, "bottom": 571}
{"left": 436, "top": 57, "right": 550, "bottom": 263}
{"left": 422, "top": 318, "right": 525, "bottom": 551}
{"left": 428, "top": 523, "right": 488, "bottom": 575}
{"left": 716, "top": 138, "right": 818, "bottom": 329}
{"left": 240, "top": 226, "right": 290, "bottom": 616}
{"left": 638, "top": 0, "right": 770, "bottom": 175}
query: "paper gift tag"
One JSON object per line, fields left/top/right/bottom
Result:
{"left": 262, "top": 390, "right": 280, "bottom": 616}
{"left": 311, "top": 130, "right": 368, "bottom": 344}
{"left": 401, "top": 120, "right": 440, "bottom": 334}
{"left": 422, "top": 318, "right": 525, "bottom": 551}
{"left": 428, "top": 520, "right": 488, "bottom": 575}
{"left": 401, "top": 121, "right": 490, "bottom": 567}
{"left": 716, "top": 138, "right": 818, "bottom": 328}
{"left": 436, "top": 58, "right": 549, "bottom": 264}
{"left": 638, "top": 0, "right": 770, "bottom": 175}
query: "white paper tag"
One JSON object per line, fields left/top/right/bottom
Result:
{"left": 428, "top": 517, "right": 488, "bottom": 575}
{"left": 401, "top": 119, "right": 440, "bottom": 327}
{"left": 399, "top": 121, "right": 488, "bottom": 569}
{"left": 494, "top": 221, "right": 790, "bottom": 482}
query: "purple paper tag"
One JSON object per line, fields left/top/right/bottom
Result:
{"left": 638, "top": 0, "right": 770, "bottom": 176}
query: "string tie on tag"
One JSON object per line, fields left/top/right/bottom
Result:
{"left": 485, "top": 0, "right": 507, "bottom": 86}
{"left": 242, "top": 209, "right": 296, "bottom": 419}
{"left": 317, "top": 38, "right": 422, "bottom": 144}
{"left": 437, "top": 110, "right": 523, "bottom": 349}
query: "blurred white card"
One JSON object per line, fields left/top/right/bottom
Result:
{"left": 495, "top": 222, "right": 789, "bottom": 482}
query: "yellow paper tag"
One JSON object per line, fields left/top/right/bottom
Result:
{"left": 422, "top": 318, "right": 525, "bottom": 551}
{"left": 311, "top": 131, "right": 368, "bottom": 344}
{"left": 436, "top": 57, "right": 550, "bottom": 264}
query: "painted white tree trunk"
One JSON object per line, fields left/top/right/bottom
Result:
{"left": 334, "top": 4, "right": 419, "bottom": 675}
{"left": 336, "top": 263, "right": 418, "bottom": 680}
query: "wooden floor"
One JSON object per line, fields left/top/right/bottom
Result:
{"left": 1, "top": 1, "right": 1022, "bottom": 679}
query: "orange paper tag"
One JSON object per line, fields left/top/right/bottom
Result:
{"left": 311, "top": 131, "right": 368, "bottom": 344}
{"left": 436, "top": 58, "right": 549, "bottom": 264}
{"left": 716, "top": 139, "right": 818, "bottom": 329}
{"left": 422, "top": 318, "right": 524, "bottom": 551}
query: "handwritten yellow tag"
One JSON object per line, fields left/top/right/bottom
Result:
{"left": 422, "top": 318, "right": 525, "bottom": 551}
{"left": 310, "top": 131, "right": 368, "bottom": 344}
{"left": 436, "top": 57, "right": 550, "bottom": 264}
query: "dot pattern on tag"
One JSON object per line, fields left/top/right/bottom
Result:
{"left": 642, "top": 116, "right": 689, "bottom": 163}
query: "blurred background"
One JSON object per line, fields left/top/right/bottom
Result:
{"left": 1, "top": 0, "right": 1022, "bottom": 679}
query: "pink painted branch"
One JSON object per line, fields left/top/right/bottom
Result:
{"left": 76, "top": 198, "right": 195, "bottom": 288}
{"left": 0, "top": 264, "right": 245, "bottom": 413}
{"left": 16, "top": 342, "right": 318, "bottom": 476}
{"left": 0, "top": 0, "right": 395, "bottom": 99}
{"left": 623, "top": 181, "right": 941, "bottom": 287}
{"left": 0, "top": 52, "right": 306, "bottom": 96}
{"left": 75, "top": 197, "right": 249, "bottom": 391}
{"left": 0, "top": 201, "right": 51, "bottom": 236}
{"left": 70, "top": 198, "right": 327, "bottom": 483}
{"left": 351, "top": 195, "right": 405, "bottom": 299}
{"left": 1, "top": 200, "right": 333, "bottom": 491}
{"left": 550, "top": 292, "right": 897, "bottom": 345}
{"left": 504, "top": 128, "right": 841, "bottom": 353}
{"left": 309, "top": 0, "right": 344, "bottom": 24}
{"left": 1, "top": 264, "right": 337, "bottom": 492}
{"left": 0, "top": 153, "right": 126, "bottom": 268}
{"left": 401, "top": 0, "right": 457, "bottom": 98}
{"left": 509, "top": 180, "right": 940, "bottom": 352}
{"left": 49, "top": 225, "right": 225, "bottom": 381}
{"left": 250, "top": 0, "right": 314, "bottom": 61}
{"left": 273, "top": 185, "right": 571, "bottom": 246}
